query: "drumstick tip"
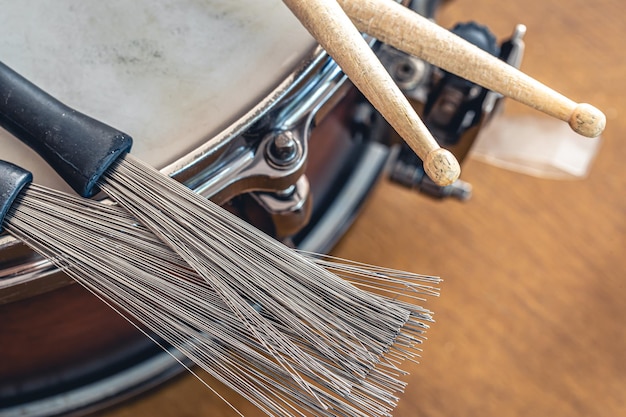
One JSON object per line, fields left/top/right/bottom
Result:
{"left": 569, "top": 103, "right": 606, "bottom": 138}
{"left": 424, "top": 148, "right": 461, "bottom": 187}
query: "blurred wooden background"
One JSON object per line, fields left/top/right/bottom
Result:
{"left": 101, "top": 0, "right": 626, "bottom": 416}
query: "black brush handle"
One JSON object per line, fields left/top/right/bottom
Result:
{"left": 0, "top": 61, "right": 133, "bottom": 197}
{"left": 0, "top": 160, "right": 32, "bottom": 232}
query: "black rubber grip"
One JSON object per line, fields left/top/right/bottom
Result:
{"left": 0, "top": 160, "right": 32, "bottom": 232}
{"left": 0, "top": 61, "right": 133, "bottom": 197}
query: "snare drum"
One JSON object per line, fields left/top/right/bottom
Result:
{"left": 0, "top": 1, "right": 390, "bottom": 415}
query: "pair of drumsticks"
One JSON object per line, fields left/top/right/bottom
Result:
{"left": 283, "top": 0, "right": 606, "bottom": 186}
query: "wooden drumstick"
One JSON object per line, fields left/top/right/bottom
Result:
{"left": 282, "top": 0, "right": 461, "bottom": 186}
{"left": 337, "top": 0, "right": 606, "bottom": 138}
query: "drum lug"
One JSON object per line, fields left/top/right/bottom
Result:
{"left": 249, "top": 176, "right": 312, "bottom": 239}
{"left": 185, "top": 128, "right": 308, "bottom": 206}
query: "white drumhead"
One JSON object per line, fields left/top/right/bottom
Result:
{"left": 0, "top": 0, "right": 315, "bottom": 192}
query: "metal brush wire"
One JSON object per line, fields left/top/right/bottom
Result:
{"left": 0, "top": 57, "right": 438, "bottom": 399}
{"left": 1, "top": 168, "right": 440, "bottom": 417}
{"left": 99, "top": 154, "right": 428, "bottom": 385}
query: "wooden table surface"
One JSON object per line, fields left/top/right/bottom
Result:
{"left": 101, "top": 0, "right": 626, "bottom": 416}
